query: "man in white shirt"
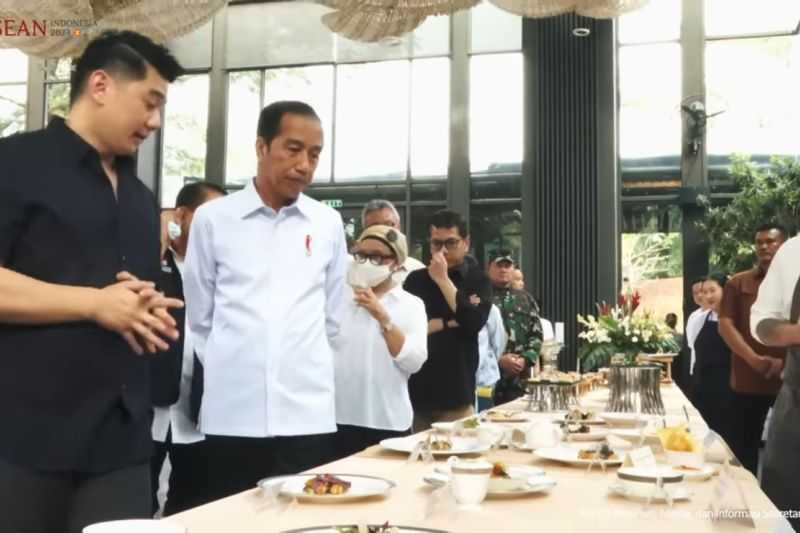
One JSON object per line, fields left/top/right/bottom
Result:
{"left": 360, "top": 199, "right": 426, "bottom": 283}
{"left": 750, "top": 235, "right": 800, "bottom": 528}
{"left": 476, "top": 304, "right": 507, "bottom": 411}
{"left": 685, "top": 276, "right": 710, "bottom": 389}
{"left": 150, "top": 182, "right": 225, "bottom": 516}
{"left": 332, "top": 225, "right": 427, "bottom": 459}
{"left": 183, "top": 101, "right": 348, "bottom": 502}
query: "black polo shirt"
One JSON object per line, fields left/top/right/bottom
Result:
{"left": 403, "top": 256, "right": 492, "bottom": 410}
{"left": 0, "top": 117, "right": 161, "bottom": 473}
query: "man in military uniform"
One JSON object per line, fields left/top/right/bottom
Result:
{"left": 487, "top": 252, "right": 543, "bottom": 405}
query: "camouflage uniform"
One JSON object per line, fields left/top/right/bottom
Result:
{"left": 491, "top": 286, "right": 543, "bottom": 405}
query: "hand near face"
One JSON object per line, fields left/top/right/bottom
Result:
{"left": 428, "top": 251, "right": 449, "bottom": 285}
{"left": 353, "top": 287, "right": 389, "bottom": 325}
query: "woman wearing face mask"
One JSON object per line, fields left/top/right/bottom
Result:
{"left": 693, "top": 273, "right": 735, "bottom": 443}
{"left": 332, "top": 225, "right": 428, "bottom": 460}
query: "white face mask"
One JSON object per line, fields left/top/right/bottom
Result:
{"left": 167, "top": 220, "right": 182, "bottom": 240}
{"left": 347, "top": 261, "right": 393, "bottom": 289}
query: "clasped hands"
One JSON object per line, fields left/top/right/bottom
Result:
{"left": 94, "top": 271, "right": 183, "bottom": 355}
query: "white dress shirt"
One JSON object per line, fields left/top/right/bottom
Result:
{"left": 152, "top": 255, "right": 204, "bottom": 445}
{"left": 686, "top": 307, "right": 710, "bottom": 375}
{"left": 751, "top": 235, "right": 800, "bottom": 343}
{"left": 476, "top": 305, "right": 507, "bottom": 387}
{"left": 183, "top": 181, "right": 348, "bottom": 437}
{"left": 333, "top": 284, "right": 427, "bottom": 431}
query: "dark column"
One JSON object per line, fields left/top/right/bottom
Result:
{"left": 522, "top": 14, "right": 618, "bottom": 370}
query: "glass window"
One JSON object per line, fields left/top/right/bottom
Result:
{"left": 167, "top": 20, "right": 212, "bottom": 70}
{"left": 263, "top": 66, "right": 335, "bottom": 183}
{"left": 334, "top": 61, "right": 410, "bottom": 181}
{"left": 226, "top": 2, "right": 334, "bottom": 69}
{"left": 413, "top": 15, "right": 450, "bottom": 57}
{"left": 470, "top": 202, "right": 523, "bottom": 268}
{"left": 470, "top": 2, "right": 521, "bottom": 53}
{"left": 0, "top": 84, "right": 26, "bottom": 137}
{"left": 160, "top": 75, "right": 210, "bottom": 207}
{"left": 335, "top": 34, "right": 412, "bottom": 64}
{"left": 706, "top": 37, "right": 800, "bottom": 161}
{"left": 45, "top": 58, "right": 72, "bottom": 81}
{"left": 621, "top": 203, "right": 683, "bottom": 328}
{"left": 225, "top": 71, "right": 261, "bottom": 186}
{"left": 0, "top": 49, "right": 28, "bottom": 83}
{"left": 619, "top": 44, "right": 682, "bottom": 182}
{"left": 45, "top": 83, "right": 70, "bottom": 124}
{"left": 410, "top": 58, "right": 449, "bottom": 179}
{"left": 706, "top": 0, "right": 800, "bottom": 37}
{"left": 470, "top": 53, "right": 523, "bottom": 174}
{"left": 618, "top": 0, "right": 681, "bottom": 44}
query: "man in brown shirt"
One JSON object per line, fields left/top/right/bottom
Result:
{"left": 719, "top": 223, "right": 787, "bottom": 475}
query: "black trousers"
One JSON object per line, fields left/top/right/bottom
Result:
{"left": 0, "top": 458, "right": 150, "bottom": 533}
{"left": 333, "top": 424, "right": 409, "bottom": 462}
{"left": 151, "top": 434, "right": 215, "bottom": 516}
{"left": 727, "top": 392, "right": 774, "bottom": 476}
{"left": 199, "top": 432, "right": 337, "bottom": 504}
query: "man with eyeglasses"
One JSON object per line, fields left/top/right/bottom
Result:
{"left": 403, "top": 209, "right": 492, "bottom": 431}
{"left": 332, "top": 225, "right": 427, "bottom": 460}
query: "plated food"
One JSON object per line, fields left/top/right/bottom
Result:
{"left": 259, "top": 474, "right": 395, "bottom": 502}
{"left": 304, "top": 474, "right": 351, "bottom": 495}
{"left": 380, "top": 435, "right": 490, "bottom": 456}
{"left": 483, "top": 410, "right": 528, "bottom": 423}
{"left": 657, "top": 426, "right": 698, "bottom": 453}
{"left": 426, "top": 433, "right": 453, "bottom": 451}
{"left": 577, "top": 444, "right": 619, "bottom": 462}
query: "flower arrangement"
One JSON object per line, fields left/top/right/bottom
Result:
{"left": 577, "top": 290, "right": 680, "bottom": 370}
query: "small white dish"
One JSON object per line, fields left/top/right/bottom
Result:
{"left": 534, "top": 446, "right": 623, "bottom": 467}
{"left": 608, "top": 482, "right": 692, "bottom": 502}
{"left": 600, "top": 412, "right": 652, "bottom": 427}
{"left": 380, "top": 436, "right": 491, "bottom": 457}
{"left": 423, "top": 471, "right": 556, "bottom": 497}
{"left": 670, "top": 464, "right": 716, "bottom": 481}
{"left": 83, "top": 521, "right": 186, "bottom": 533}
{"left": 563, "top": 427, "right": 609, "bottom": 442}
{"left": 258, "top": 474, "right": 395, "bottom": 503}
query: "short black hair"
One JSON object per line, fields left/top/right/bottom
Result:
{"left": 755, "top": 223, "right": 788, "bottom": 240}
{"left": 705, "top": 273, "right": 729, "bottom": 289}
{"left": 257, "top": 101, "right": 320, "bottom": 145}
{"left": 70, "top": 30, "right": 183, "bottom": 106}
{"left": 690, "top": 277, "right": 707, "bottom": 287}
{"left": 665, "top": 313, "right": 678, "bottom": 328}
{"left": 430, "top": 209, "right": 468, "bottom": 238}
{"left": 175, "top": 181, "right": 226, "bottom": 211}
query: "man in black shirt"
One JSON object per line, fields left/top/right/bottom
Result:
{"left": 404, "top": 210, "right": 492, "bottom": 431}
{"left": 0, "top": 31, "right": 183, "bottom": 532}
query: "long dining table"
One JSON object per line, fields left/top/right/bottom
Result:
{"left": 167, "top": 383, "right": 793, "bottom": 533}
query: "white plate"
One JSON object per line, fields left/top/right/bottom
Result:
{"left": 671, "top": 464, "right": 715, "bottom": 481}
{"left": 380, "top": 436, "right": 490, "bottom": 456}
{"left": 608, "top": 482, "right": 692, "bottom": 502}
{"left": 482, "top": 410, "right": 530, "bottom": 423}
{"left": 258, "top": 474, "right": 395, "bottom": 503}
{"left": 599, "top": 412, "right": 652, "bottom": 427}
{"left": 431, "top": 421, "right": 480, "bottom": 436}
{"left": 84, "top": 521, "right": 186, "bottom": 533}
{"left": 618, "top": 466, "right": 684, "bottom": 484}
{"left": 534, "top": 446, "right": 623, "bottom": 466}
{"left": 281, "top": 526, "right": 450, "bottom": 532}
{"left": 434, "top": 464, "right": 545, "bottom": 491}
{"left": 608, "top": 428, "right": 646, "bottom": 440}
{"left": 562, "top": 428, "right": 610, "bottom": 442}
{"left": 423, "top": 471, "right": 557, "bottom": 497}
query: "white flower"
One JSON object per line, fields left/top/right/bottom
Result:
{"left": 632, "top": 337, "right": 639, "bottom": 343}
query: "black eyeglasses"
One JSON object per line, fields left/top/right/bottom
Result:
{"left": 431, "top": 238, "right": 462, "bottom": 251}
{"left": 353, "top": 252, "right": 395, "bottom": 266}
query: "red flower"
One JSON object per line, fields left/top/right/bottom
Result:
{"left": 631, "top": 290, "right": 641, "bottom": 311}
{"left": 617, "top": 293, "right": 626, "bottom": 308}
